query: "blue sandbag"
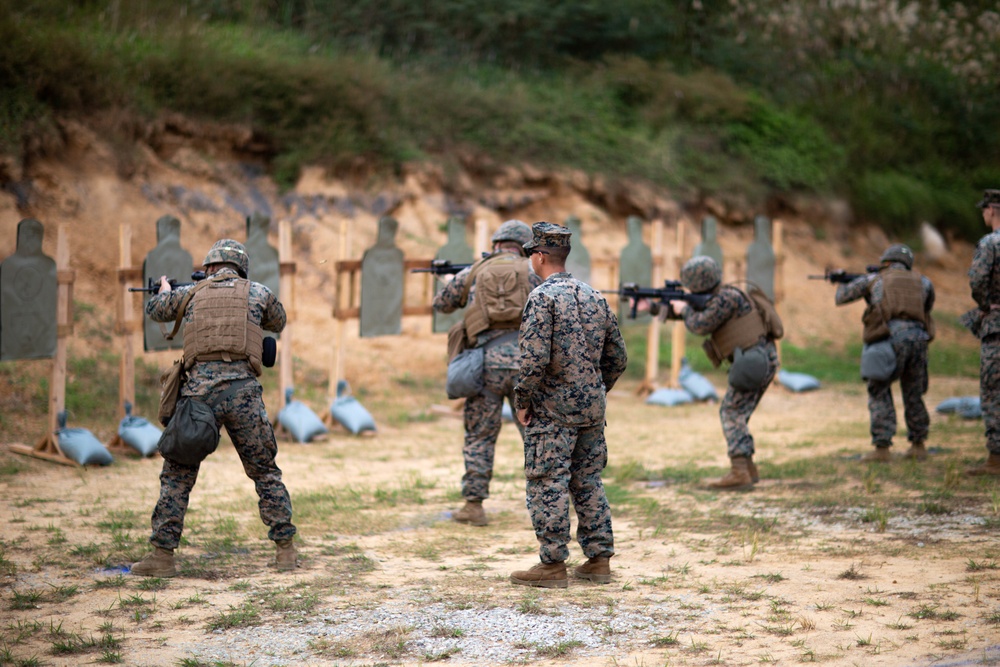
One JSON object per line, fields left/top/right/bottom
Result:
{"left": 329, "top": 380, "right": 376, "bottom": 435}
{"left": 58, "top": 428, "right": 113, "bottom": 466}
{"left": 778, "top": 370, "right": 821, "bottom": 393}
{"left": 502, "top": 401, "right": 514, "bottom": 422}
{"left": 679, "top": 360, "right": 718, "bottom": 401}
{"left": 957, "top": 397, "right": 982, "bottom": 420}
{"left": 277, "top": 388, "right": 328, "bottom": 443}
{"left": 118, "top": 416, "right": 162, "bottom": 457}
{"left": 646, "top": 388, "right": 694, "bottom": 407}
{"left": 937, "top": 396, "right": 977, "bottom": 414}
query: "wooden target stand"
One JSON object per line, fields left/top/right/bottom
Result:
{"left": 8, "top": 225, "right": 81, "bottom": 466}
{"left": 322, "top": 217, "right": 443, "bottom": 431}
{"left": 107, "top": 224, "right": 144, "bottom": 455}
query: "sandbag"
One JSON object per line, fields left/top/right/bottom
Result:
{"left": 118, "top": 415, "right": 162, "bottom": 457}
{"left": 445, "top": 347, "right": 485, "bottom": 399}
{"left": 58, "top": 428, "right": 114, "bottom": 466}
{"left": 502, "top": 401, "right": 514, "bottom": 422}
{"left": 860, "top": 340, "right": 897, "bottom": 382}
{"left": 330, "top": 380, "right": 376, "bottom": 435}
{"left": 777, "top": 370, "right": 821, "bottom": 393}
{"left": 646, "top": 388, "right": 694, "bottom": 407}
{"left": 937, "top": 396, "right": 981, "bottom": 419}
{"left": 277, "top": 388, "right": 328, "bottom": 443}
{"left": 728, "top": 346, "right": 769, "bottom": 392}
{"left": 679, "top": 360, "right": 718, "bottom": 401}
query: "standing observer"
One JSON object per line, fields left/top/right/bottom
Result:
{"left": 834, "top": 243, "right": 935, "bottom": 462}
{"left": 433, "top": 220, "right": 541, "bottom": 526}
{"left": 510, "top": 222, "right": 628, "bottom": 589}
{"left": 132, "top": 239, "right": 297, "bottom": 577}
{"left": 669, "top": 256, "right": 781, "bottom": 489}
{"left": 966, "top": 189, "right": 1000, "bottom": 476}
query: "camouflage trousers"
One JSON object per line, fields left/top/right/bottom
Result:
{"left": 149, "top": 380, "right": 296, "bottom": 550}
{"left": 462, "top": 367, "right": 524, "bottom": 500}
{"left": 721, "top": 341, "right": 778, "bottom": 458}
{"left": 981, "top": 336, "right": 1000, "bottom": 455}
{"left": 523, "top": 414, "right": 614, "bottom": 564}
{"left": 868, "top": 338, "right": 929, "bottom": 446}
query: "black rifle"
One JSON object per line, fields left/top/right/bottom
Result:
{"left": 612, "top": 281, "right": 713, "bottom": 319}
{"left": 807, "top": 265, "right": 881, "bottom": 284}
{"left": 129, "top": 271, "right": 207, "bottom": 293}
{"left": 411, "top": 253, "right": 491, "bottom": 275}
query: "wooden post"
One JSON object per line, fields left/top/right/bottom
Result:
{"left": 773, "top": 219, "right": 785, "bottom": 366}
{"left": 108, "top": 224, "right": 142, "bottom": 454}
{"left": 670, "top": 222, "right": 687, "bottom": 387}
{"left": 475, "top": 219, "right": 489, "bottom": 257}
{"left": 639, "top": 219, "right": 664, "bottom": 395}
{"left": 328, "top": 218, "right": 350, "bottom": 401}
{"left": 9, "top": 225, "right": 77, "bottom": 466}
{"left": 278, "top": 220, "right": 295, "bottom": 403}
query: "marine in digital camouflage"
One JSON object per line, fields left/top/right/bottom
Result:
{"left": 434, "top": 252, "right": 542, "bottom": 501}
{"left": 969, "top": 223, "right": 1000, "bottom": 456}
{"left": 681, "top": 285, "right": 778, "bottom": 458}
{"left": 836, "top": 261, "right": 935, "bottom": 449}
{"left": 144, "top": 265, "right": 295, "bottom": 549}
{"left": 515, "top": 270, "right": 627, "bottom": 564}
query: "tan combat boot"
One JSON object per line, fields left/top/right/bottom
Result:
{"left": 276, "top": 539, "right": 298, "bottom": 571}
{"left": 131, "top": 547, "right": 176, "bottom": 578}
{"left": 452, "top": 500, "right": 487, "bottom": 527}
{"left": 747, "top": 457, "right": 760, "bottom": 484}
{"left": 574, "top": 557, "right": 612, "bottom": 584}
{"left": 966, "top": 453, "right": 1000, "bottom": 477}
{"left": 901, "top": 442, "right": 928, "bottom": 461}
{"left": 707, "top": 456, "right": 754, "bottom": 490}
{"left": 510, "top": 561, "right": 568, "bottom": 588}
{"left": 861, "top": 447, "right": 892, "bottom": 463}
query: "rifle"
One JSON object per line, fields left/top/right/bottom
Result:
{"left": 807, "top": 265, "right": 881, "bottom": 284}
{"left": 611, "top": 281, "right": 713, "bottom": 319}
{"left": 411, "top": 253, "right": 491, "bottom": 275}
{"left": 129, "top": 271, "right": 207, "bottom": 293}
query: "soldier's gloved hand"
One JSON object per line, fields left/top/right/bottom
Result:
{"left": 158, "top": 276, "right": 172, "bottom": 294}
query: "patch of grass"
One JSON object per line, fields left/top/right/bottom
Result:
{"left": 837, "top": 564, "right": 867, "bottom": 581}
{"left": 205, "top": 602, "right": 261, "bottom": 631}
{"left": 535, "top": 640, "right": 584, "bottom": 657}
{"left": 8, "top": 590, "right": 42, "bottom": 611}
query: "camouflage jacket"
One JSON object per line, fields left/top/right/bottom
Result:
{"left": 145, "top": 267, "right": 286, "bottom": 396}
{"left": 433, "top": 251, "right": 541, "bottom": 370}
{"left": 970, "top": 230, "right": 1000, "bottom": 339}
{"left": 835, "top": 262, "right": 934, "bottom": 343}
{"left": 514, "top": 271, "right": 628, "bottom": 426}
{"left": 682, "top": 285, "right": 754, "bottom": 336}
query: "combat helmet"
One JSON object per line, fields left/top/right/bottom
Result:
{"left": 880, "top": 243, "right": 914, "bottom": 269}
{"left": 492, "top": 219, "right": 533, "bottom": 249}
{"left": 681, "top": 256, "right": 722, "bottom": 294}
{"left": 204, "top": 239, "right": 249, "bottom": 278}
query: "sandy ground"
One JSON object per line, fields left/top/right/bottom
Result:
{"left": 1, "top": 372, "right": 999, "bottom": 667}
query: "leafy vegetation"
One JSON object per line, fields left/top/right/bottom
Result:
{"left": 2, "top": 1, "right": 997, "bottom": 239}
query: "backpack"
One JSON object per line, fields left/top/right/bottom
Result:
{"left": 461, "top": 253, "right": 533, "bottom": 345}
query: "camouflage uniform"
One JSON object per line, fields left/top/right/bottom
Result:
{"left": 682, "top": 286, "right": 779, "bottom": 458}
{"left": 969, "top": 228, "right": 1000, "bottom": 456}
{"left": 145, "top": 266, "right": 296, "bottom": 550}
{"left": 434, "top": 254, "right": 541, "bottom": 502}
{"left": 515, "top": 264, "right": 628, "bottom": 565}
{"left": 836, "top": 263, "right": 934, "bottom": 448}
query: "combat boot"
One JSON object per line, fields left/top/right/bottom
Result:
{"left": 861, "top": 447, "right": 892, "bottom": 463}
{"left": 901, "top": 442, "right": 928, "bottom": 461}
{"left": 276, "top": 539, "right": 298, "bottom": 571}
{"left": 452, "top": 500, "right": 487, "bottom": 527}
{"left": 707, "top": 456, "right": 753, "bottom": 490}
{"left": 747, "top": 457, "right": 760, "bottom": 484}
{"left": 965, "top": 453, "right": 1000, "bottom": 477}
{"left": 510, "top": 561, "right": 568, "bottom": 588}
{"left": 131, "top": 547, "right": 176, "bottom": 578}
{"left": 574, "top": 557, "right": 612, "bottom": 584}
